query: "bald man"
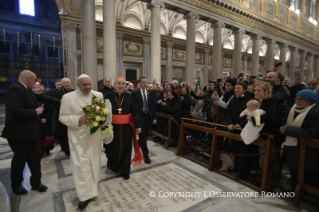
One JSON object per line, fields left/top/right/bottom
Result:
{"left": 1, "top": 70, "right": 60, "bottom": 195}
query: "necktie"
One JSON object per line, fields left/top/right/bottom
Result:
{"left": 143, "top": 89, "right": 148, "bottom": 114}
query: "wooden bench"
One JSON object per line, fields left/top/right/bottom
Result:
{"left": 150, "top": 112, "right": 177, "bottom": 149}
{"left": 294, "top": 138, "right": 319, "bottom": 207}
{"left": 177, "top": 117, "right": 273, "bottom": 192}
{"left": 211, "top": 128, "right": 273, "bottom": 192}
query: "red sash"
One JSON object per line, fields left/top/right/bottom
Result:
{"left": 112, "top": 114, "right": 144, "bottom": 166}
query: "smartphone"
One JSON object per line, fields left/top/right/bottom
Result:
{"left": 294, "top": 69, "right": 300, "bottom": 79}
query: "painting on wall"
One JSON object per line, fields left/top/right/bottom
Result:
{"left": 172, "top": 68, "right": 183, "bottom": 79}
{"left": 195, "top": 53, "right": 204, "bottom": 64}
{"left": 309, "top": 27, "right": 314, "bottom": 38}
{"left": 123, "top": 41, "right": 143, "bottom": 56}
{"left": 300, "top": 0, "right": 307, "bottom": 17}
{"left": 249, "top": 0, "right": 259, "bottom": 12}
{"left": 71, "top": 0, "right": 81, "bottom": 11}
{"left": 173, "top": 49, "right": 186, "bottom": 61}
{"left": 301, "top": 21, "right": 307, "bottom": 34}
{"left": 96, "top": 37, "right": 103, "bottom": 53}
{"left": 290, "top": 15, "right": 297, "bottom": 29}
{"left": 279, "top": 9, "right": 287, "bottom": 25}
{"left": 265, "top": 2, "right": 275, "bottom": 19}
{"left": 161, "top": 47, "right": 166, "bottom": 59}
{"left": 223, "top": 58, "right": 232, "bottom": 68}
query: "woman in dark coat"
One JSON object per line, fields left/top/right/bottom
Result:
{"left": 160, "top": 91, "right": 181, "bottom": 142}
{"left": 280, "top": 89, "right": 319, "bottom": 189}
{"left": 189, "top": 82, "right": 221, "bottom": 123}
{"left": 180, "top": 87, "right": 193, "bottom": 119}
{"left": 225, "top": 82, "right": 252, "bottom": 179}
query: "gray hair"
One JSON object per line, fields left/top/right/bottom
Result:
{"left": 172, "top": 80, "right": 178, "bottom": 84}
{"left": 62, "top": 78, "right": 71, "bottom": 83}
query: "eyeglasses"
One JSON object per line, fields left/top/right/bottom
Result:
{"left": 294, "top": 97, "right": 305, "bottom": 102}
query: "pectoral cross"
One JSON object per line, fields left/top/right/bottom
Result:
{"left": 118, "top": 108, "right": 122, "bottom": 114}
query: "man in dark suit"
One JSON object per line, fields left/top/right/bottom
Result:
{"left": 46, "top": 79, "right": 62, "bottom": 143}
{"left": 132, "top": 76, "right": 156, "bottom": 164}
{"left": 98, "top": 76, "right": 113, "bottom": 95}
{"left": 52, "top": 78, "right": 74, "bottom": 156}
{"left": 1, "top": 70, "right": 59, "bottom": 195}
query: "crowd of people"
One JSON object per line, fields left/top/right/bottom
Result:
{"left": 1, "top": 69, "right": 319, "bottom": 210}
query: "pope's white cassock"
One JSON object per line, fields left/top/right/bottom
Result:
{"left": 59, "top": 89, "right": 103, "bottom": 201}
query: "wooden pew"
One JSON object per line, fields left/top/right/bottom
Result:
{"left": 177, "top": 117, "right": 273, "bottom": 192}
{"left": 211, "top": 128, "right": 273, "bottom": 192}
{"left": 294, "top": 138, "right": 319, "bottom": 207}
{"left": 150, "top": 112, "right": 177, "bottom": 149}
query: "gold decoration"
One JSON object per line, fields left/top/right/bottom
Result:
{"left": 179, "top": 0, "right": 319, "bottom": 52}
{"left": 36, "top": 78, "right": 42, "bottom": 83}
{"left": 0, "top": 77, "right": 8, "bottom": 82}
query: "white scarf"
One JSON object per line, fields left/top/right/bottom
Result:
{"left": 283, "top": 103, "right": 316, "bottom": 146}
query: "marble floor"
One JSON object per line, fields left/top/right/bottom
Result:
{"left": 0, "top": 140, "right": 318, "bottom": 212}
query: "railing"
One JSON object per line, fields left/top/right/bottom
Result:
{"left": 294, "top": 138, "right": 319, "bottom": 207}
{"left": 150, "top": 112, "right": 177, "bottom": 149}
{"left": 177, "top": 117, "right": 273, "bottom": 192}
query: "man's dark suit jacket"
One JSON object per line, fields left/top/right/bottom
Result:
{"left": 98, "top": 85, "right": 114, "bottom": 96}
{"left": 51, "top": 88, "right": 75, "bottom": 110}
{"left": 1, "top": 81, "right": 60, "bottom": 141}
{"left": 132, "top": 88, "right": 155, "bottom": 121}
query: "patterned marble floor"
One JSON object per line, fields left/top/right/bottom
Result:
{"left": 0, "top": 104, "right": 318, "bottom": 211}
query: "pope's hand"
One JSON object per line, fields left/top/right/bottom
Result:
{"left": 79, "top": 116, "right": 88, "bottom": 125}
{"left": 136, "top": 128, "right": 141, "bottom": 134}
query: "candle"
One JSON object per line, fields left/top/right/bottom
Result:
{"left": 17, "top": 31, "right": 19, "bottom": 47}
{"left": 53, "top": 36, "right": 55, "bottom": 50}
{"left": 38, "top": 35, "right": 41, "bottom": 50}
{"left": 31, "top": 33, "right": 32, "bottom": 48}
{"left": 3, "top": 29, "right": 5, "bottom": 46}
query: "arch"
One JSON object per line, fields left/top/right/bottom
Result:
{"left": 223, "top": 37, "right": 234, "bottom": 50}
{"left": 121, "top": 12, "right": 143, "bottom": 30}
{"left": 195, "top": 31, "right": 205, "bottom": 43}
{"left": 160, "top": 21, "right": 167, "bottom": 35}
{"left": 173, "top": 26, "right": 186, "bottom": 40}
{"left": 95, "top": 5, "right": 103, "bottom": 21}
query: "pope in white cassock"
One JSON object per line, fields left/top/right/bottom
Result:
{"left": 59, "top": 74, "right": 112, "bottom": 210}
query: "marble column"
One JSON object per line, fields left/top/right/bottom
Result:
{"left": 204, "top": 49, "right": 210, "bottom": 86}
{"left": 243, "top": 56, "right": 248, "bottom": 74}
{"left": 251, "top": 35, "right": 262, "bottom": 76}
{"left": 314, "top": 55, "right": 319, "bottom": 78}
{"left": 147, "top": 0, "right": 165, "bottom": 84}
{"left": 212, "top": 22, "right": 225, "bottom": 79}
{"left": 166, "top": 41, "right": 174, "bottom": 83}
{"left": 143, "top": 37, "right": 151, "bottom": 81}
{"left": 103, "top": 0, "right": 117, "bottom": 81}
{"left": 184, "top": 12, "right": 199, "bottom": 86}
{"left": 288, "top": 46, "right": 297, "bottom": 78}
{"left": 233, "top": 29, "right": 244, "bottom": 73}
{"left": 278, "top": 43, "right": 287, "bottom": 76}
{"left": 116, "top": 32, "right": 124, "bottom": 77}
{"left": 265, "top": 39, "right": 275, "bottom": 71}
{"left": 299, "top": 50, "right": 306, "bottom": 82}
{"left": 306, "top": 53, "right": 313, "bottom": 81}
{"left": 82, "top": 0, "right": 97, "bottom": 89}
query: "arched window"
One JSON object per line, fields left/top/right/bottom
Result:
{"left": 290, "top": 0, "right": 296, "bottom": 11}
{"left": 309, "top": 0, "right": 314, "bottom": 19}
{"left": 19, "top": 0, "right": 35, "bottom": 16}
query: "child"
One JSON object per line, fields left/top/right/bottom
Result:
{"left": 239, "top": 99, "right": 265, "bottom": 144}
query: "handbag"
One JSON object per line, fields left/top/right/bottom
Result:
{"left": 44, "top": 134, "right": 54, "bottom": 148}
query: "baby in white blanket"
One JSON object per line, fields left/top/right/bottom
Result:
{"left": 239, "top": 99, "right": 265, "bottom": 144}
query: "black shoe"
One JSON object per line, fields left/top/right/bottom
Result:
{"left": 122, "top": 173, "right": 130, "bottom": 180}
{"left": 78, "top": 199, "right": 91, "bottom": 210}
{"left": 12, "top": 186, "right": 28, "bottom": 195}
{"left": 144, "top": 156, "right": 151, "bottom": 164}
{"left": 31, "top": 183, "right": 48, "bottom": 192}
